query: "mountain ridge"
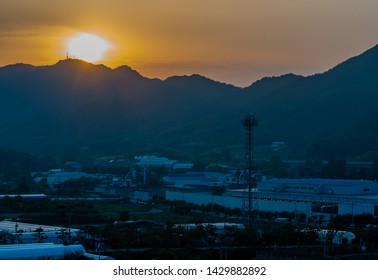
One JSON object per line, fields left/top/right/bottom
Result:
{"left": 0, "top": 44, "right": 378, "bottom": 162}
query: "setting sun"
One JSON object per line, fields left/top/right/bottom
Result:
{"left": 66, "top": 33, "right": 111, "bottom": 63}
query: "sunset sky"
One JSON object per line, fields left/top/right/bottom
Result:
{"left": 1, "top": 0, "right": 378, "bottom": 87}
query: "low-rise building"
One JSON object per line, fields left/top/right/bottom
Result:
{"left": 47, "top": 171, "right": 96, "bottom": 189}
{"left": 0, "top": 243, "right": 113, "bottom": 260}
{"left": 165, "top": 178, "right": 378, "bottom": 218}
{"left": 135, "top": 156, "right": 177, "bottom": 168}
{"left": 163, "top": 172, "right": 230, "bottom": 190}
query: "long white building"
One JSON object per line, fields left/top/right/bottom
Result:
{"left": 0, "top": 243, "right": 113, "bottom": 260}
{"left": 166, "top": 178, "right": 378, "bottom": 217}
{"left": 0, "top": 243, "right": 85, "bottom": 260}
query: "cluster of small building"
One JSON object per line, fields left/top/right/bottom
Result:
{"left": 31, "top": 156, "right": 195, "bottom": 193}
{"left": 0, "top": 220, "right": 112, "bottom": 260}
{"left": 28, "top": 156, "right": 378, "bottom": 222}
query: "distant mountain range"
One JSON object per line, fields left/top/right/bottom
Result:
{"left": 1, "top": 44, "right": 378, "bottom": 164}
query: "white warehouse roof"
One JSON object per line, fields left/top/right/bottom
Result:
{"left": 0, "top": 243, "right": 85, "bottom": 260}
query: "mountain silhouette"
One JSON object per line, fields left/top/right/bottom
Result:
{"left": 0, "top": 45, "right": 378, "bottom": 162}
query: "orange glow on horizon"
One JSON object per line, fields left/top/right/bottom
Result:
{"left": 1, "top": 0, "right": 378, "bottom": 86}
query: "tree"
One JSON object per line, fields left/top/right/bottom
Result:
{"left": 210, "top": 185, "right": 226, "bottom": 195}
{"left": 16, "top": 181, "right": 30, "bottom": 193}
{"left": 63, "top": 251, "right": 89, "bottom": 260}
{"left": 56, "top": 228, "right": 71, "bottom": 245}
{"left": 370, "top": 159, "right": 378, "bottom": 180}
{"left": 269, "top": 156, "right": 288, "bottom": 178}
{"left": 119, "top": 211, "right": 129, "bottom": 221}
{"left": 0, "top": 231, "right": 15, "bottom": 244}
{"left": 322, "top": 159, "right": 347, "bottom": 179}
{"left": 32, "top": 227, "right": 47, "bottom": 243}
{"left": 348, "top": 166, "right": 359, "bottom": 179}
{"left": 192, "top": 160, "right": 207, "bottom": 171}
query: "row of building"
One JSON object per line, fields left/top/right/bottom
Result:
{"left": 33, "top": 166, "right": 378, "bottom": 220}
{"left": 26, "top": 154, "right": 378, "bottom": 221}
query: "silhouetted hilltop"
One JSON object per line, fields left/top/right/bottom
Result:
{"left": 0, "top": 44, "right": 378, "bottom": 162}
{"left": 245, "top": 73, "right": 304, "bottom": 94}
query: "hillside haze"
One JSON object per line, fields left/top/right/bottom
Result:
{"left": 1, "top": 44, "right": 378, "bottom": 162}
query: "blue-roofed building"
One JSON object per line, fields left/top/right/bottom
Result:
{"left": 163, "top": 172, "right": 230, "bottom": 190}
{"left": 134, "top": 156, "right": 193, "bottom": 170}
{"left": 135, "top": 156, "right": 177, "bottom": 168}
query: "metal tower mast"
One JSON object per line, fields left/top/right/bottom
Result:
{"left": 243, "top": 113, "right": 258, "bottom": 227}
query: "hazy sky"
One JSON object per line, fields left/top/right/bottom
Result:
{"left": 1, "top": 0, "right": 378, "bottom": 87}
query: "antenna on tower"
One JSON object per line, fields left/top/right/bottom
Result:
{"left": 242, "top": 112, "right": 258, "bottom": 228}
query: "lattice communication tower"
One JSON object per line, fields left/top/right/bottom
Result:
{"left": 242, "top": 113, "right": 258, "bottom": 227}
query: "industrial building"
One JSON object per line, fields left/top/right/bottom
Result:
{"left": 163, "top": 172, "right": 230, "bottom": 189}
{"left": 165, "top": 178, "right": 378, "bottom": 218}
